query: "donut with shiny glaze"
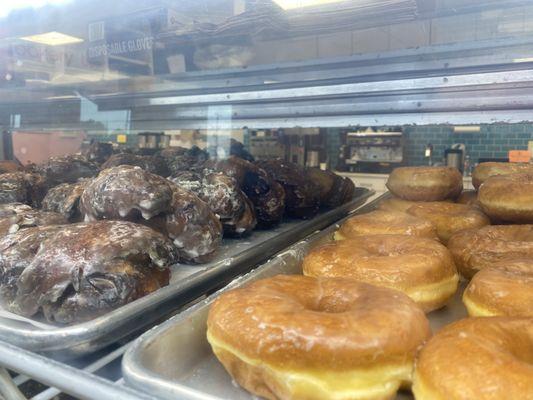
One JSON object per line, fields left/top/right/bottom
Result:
{"left": 406, "top": 202, "right": 489, "bottom": 243}
{"left": 413, "top": 317, "right": 533, "bottom": 400}
{"left": 472, "top": 161, "right": 533, "bottom": 190}
{"left": 161, "top": 183, "right": 223, "bottom": 263}
{"left": 42, "top": 179, "right": 90, "bottom": 222}
{"left": 0, "top": 221, "right": 177, "bottom": 323}
{"left": 302, "top": 235, "right": 459, "bottom": 312}
{"left": 478, "top": 172, "right": 533, "bottom": 223}
{"left": 386, "top": 166, "right": 463, "bottom": 201}
{"left": 207, "top": 274, "right": 431, "bottom": 400}
{"left": 35, "top": 155, "right": 99, "bottom": 186}
{"left": 80, "top": 165, "right": 173, "bottom": 222}
{"left": 0, "top": 172, "right": 48, "bottom": 207}
{"left": 463, "top": 259, "right": 533, "bottom": 317}
{"left": 0, "top": 203, "right": 66, "bottom": 236}
{"left": 448, "top": 225, "right": 533, "bottom": 279}
{"left": 378, "top": 197, "right": 422, "bottom": 213}
{"left": 335, "top": 210, "right": 437, "bottom": 240}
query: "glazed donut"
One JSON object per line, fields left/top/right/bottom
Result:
{"left": 447, "top": 225, "right": 533, "bottom": 279}
{"left": 406, "top": 202, "right": 490, "bottom": 243}
{"left": 478, "top": 173, "right": 533, "bottom": 223}
{"left": 207, "top": 275, "right": 431, "bottom": 400}
{"left": 456, "top": 190, "right": 478, "bottom": 206}
{"left": 386, "top": 166, "right": 463, "bottom": 201}
{"left": 378, "top": 197, "right": 454, "bottom": 213}
{"left": 335, "top": 210, "right": 438, "bottom": 240}
{"left": 472, "top": 161, "right": 533, "bottom": 190}
{"left": 412, "top": 317, "right": 533, "bottom": 400}
{"left": 463, "top": 259, "right": 533, "bottom": 317}
{"left": 378, "top": 196, "right": 421, "bottom": 213}
{"left": 302, "top": 235, "right": 459, "bottom": 312}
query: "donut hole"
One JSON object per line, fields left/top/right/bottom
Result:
{"left": 364, "top": 242, "right": 416, "bottom": 257}
{"left": 336, "top": 210, "right": 438, "bottom": 241}
{"left": 278, "top": 282, "right": 364, "bottom": 314}
{"left": 306, "top": 297, "right": 355, "bottom": 314}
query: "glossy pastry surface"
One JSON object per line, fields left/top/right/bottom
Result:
{"left": 303, "top": 235, "right": 459, "bottom": 312}
{"left": 472, "top": 161, "right": 533, "bottom": 190}
{"left": 0, "top": 172, "right": 48, "bottom": 207}
{"left": 162, "top": 182, "right": 223, "bottom": 263}
{"left": 463, "top": 259, "right": 533, "bottom": 317}
{"left": 0, "top": 203, "right": 66, "bottom": 236}
{"left": 413, "top": 317, "right": 533, "bottom": 400}
{"left": 42, "top": 179, "right": 90, "bottom": 221}
{"left": 335, "top": 209, "right": 438, "bottom": 240}
{"left": 0, "top": 221, "right": 176, "bottom": 324}
{"left": 80, "top": 165, "right": 174, "bottom": 222}
{"left": 206, "top": 156, "right": 285, "bottom": 227}
{"left": 386, "top": 166, "right": 463, "bottom": 201}
{"left": 406, "top": 202, "right": 490, "bottom": 243}
{"left": 35, "top": 155, "right": 99, "bottom": 186}
{"left": 208, "top": 275, "right": 431, "bottom": 400}
{"left": 256, "top": 159, "right": 320, "bottom": 219}
{"left": 478, "top": 172, "right": 533, "bottom": 223}
{"left": 171, "top": 171, "right": 256, "bottom": 237}
{"left": 448, "top": 224, "right": 533, "bottom": 278}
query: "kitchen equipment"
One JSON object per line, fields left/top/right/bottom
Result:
{"left": 137, "top": 132, "right": 168, "bottom": 149}
{"left": 0, "top": 188, "right": 372, "bottom": 358}
{"left": 340, "top": 129, "right": 404, "bottom": 173}
{"left": 445, "top": 143, "right": 465, "bottom": 173}
{"left": 122, "top": 193, "right": 467, "bottom": 400}
{"left": 305, "top": 150, "right": 319, "bottom": 167}
{"left": 508, "top": 150, "right": 531, "bottom": 163}
{"left": 288, "top": 133, "right": 307, "bottom": 165}
{"left": 445, "top": 149, "right": 463, "bottom": 172}
{"left": 248, "top": 129, "right": 286, "bottom": 160}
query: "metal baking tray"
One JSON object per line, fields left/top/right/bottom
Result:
{"left": 0, "top": 187, "right": 372, "bottom": 358}
{"left": 122, "top": 193, "right": 468, "bottom": 400}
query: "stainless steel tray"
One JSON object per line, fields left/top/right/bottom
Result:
{"left": 0, "top": 188, "right": 372, "bottom": 358}
{"left": 122, "top": 193, "right": 468, "bottom": 400}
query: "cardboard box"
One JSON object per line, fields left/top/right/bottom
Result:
{"left": 509, "top": 150, "right": 531, "bottom": 162}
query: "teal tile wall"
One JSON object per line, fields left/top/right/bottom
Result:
{"left": 405, "top": 124, "right": 533, "bottom": 165}
{"left": 326, "top": 128, "right": 342, "bottom": 169}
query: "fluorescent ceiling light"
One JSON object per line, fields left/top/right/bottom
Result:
{"left": 513, "top": 57, "right": 533, "bottom": 63}
{"left": 20, "top": 31, "right": 83, "bottom": 46}
{"left": 272, "top": 0, "right": 345, "bottom": 10}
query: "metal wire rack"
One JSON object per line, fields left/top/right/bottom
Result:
{"left": 0, "top": 339, "right": 146, "bottom": 400}
{"left": 0, "top": 295, "right": 210, "bottom": 400}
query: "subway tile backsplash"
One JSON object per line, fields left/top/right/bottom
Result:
{"left": 404, "top": 124, "right": 533, "bottom": 166}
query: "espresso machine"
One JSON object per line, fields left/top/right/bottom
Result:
{"left": 339, "top": 128, "right": 405, "bottom": 173}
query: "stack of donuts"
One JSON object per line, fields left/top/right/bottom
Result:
{"left": 207, "top": 164, "right": 533, "bottom": 400}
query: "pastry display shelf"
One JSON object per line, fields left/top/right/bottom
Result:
{"left": 0, "top": 188, "right": 372, "bottom": 359}
{"left": 121, "top": 192, "right": 467, "bottom": 400}
{"left": 0, "top": 189, "right": 375, "bottom": 400}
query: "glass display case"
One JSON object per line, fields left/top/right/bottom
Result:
{"left": 0, "top": 1, "right": 532, "bottom": 399}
